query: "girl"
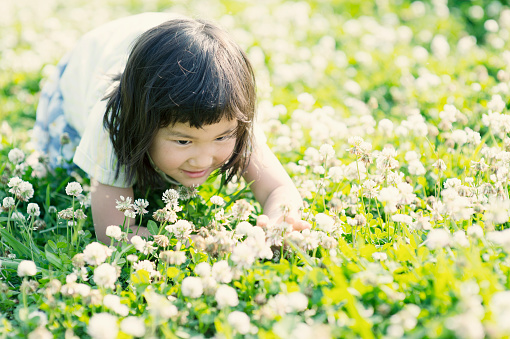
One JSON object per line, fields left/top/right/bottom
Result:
{"left": 33, "top": 12, "right": 309, "bottom": 243}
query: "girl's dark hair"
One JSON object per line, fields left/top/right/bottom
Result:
{"left": 104, "top": 17, "right": 256, "bottom": 189}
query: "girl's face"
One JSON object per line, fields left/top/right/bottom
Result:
{"left": 149, "top": 117, "right": 238, "bottom": 187}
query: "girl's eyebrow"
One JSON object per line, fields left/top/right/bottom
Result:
{"left": 168, "top": 127, "right": 237, "bottom": 139}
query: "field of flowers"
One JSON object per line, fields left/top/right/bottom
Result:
{"left": 1, "top": 0, "right": 510, "bottom": 338}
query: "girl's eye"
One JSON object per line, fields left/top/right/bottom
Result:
{"left": 176, "top": 140, "right": 191, "bottom": 145}
{"left": 216, "top": 133, "right": 235, "bottom": 141}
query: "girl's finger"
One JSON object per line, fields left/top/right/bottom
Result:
{"left": 292, "top": 220, "right": 311, "bottom": 231}
{"left": 256, "top": 214, "right": 269, "bottom": 227}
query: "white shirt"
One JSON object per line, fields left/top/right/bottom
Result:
{"left": 61, "top": 12, "right": 182, "bottom": 187}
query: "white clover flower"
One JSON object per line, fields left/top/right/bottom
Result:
{"left": 115, "top": 196, "right": 133, "bottom": 212}
{"left": 287, "top": 292, "right": 309, "bottom": 312}
{"left": 133, "top": 260, "right": 156, "bottom": 276}
{"left": 162, "top": 188, "right": 180, "bottom": 205}
{"left": 212, "top": 260, "right": 233, "bottom": 283}
{"left": 372, "top": 252, "right": 388, "bottom": 261}
{"left": 130, "top": 235, "right": 145, "bottom": 251}
{"left": 3, "top": 197, "right": 15, "bottom": 209}
{"left": 11, "top": 211, "right": 26, "bottom": 223}
{"left": 467, "top": 224, "right": 484, "bottom": 238}
{"left": 215, "top": 284, "right": 239, "bottom": 308}
{"left": 444, "top": 178, "right": 462, "bottom": 190}
{"left": 314, "top": 213, "right": 335, "bottom": 233}
{"left": 133, "top": 199, "right": 149, "bottom": 215}
{"left": 160, "top": 250, "right": 186, "bottom": 265}
{"left": 378, "top": 187, "right": 400, "bottom": 203}
{"left": 490, "top": 291, "right": 510, "bottom": 334}
{"left": 452, "top": 230, "right": 470, "bottom": 248}
{"left": 165, "top": 220, "right": 192, "bottom": 240}
{"left": 392, "top": 214, "right": 413, "bottom": 225}
{"left": 327, "top": 166, "right": 344, "bottom": 183}
{"left": 319, "top": 144, "right": 335, "bottom": 159}
{"left": 290, "top": 323, "right": 314, "bottom": 339}
{"left": 82, "top": 242, "right": 113, "bottom": 266}
{"left": 8, "top": 148, "right": 25, "bottom": 164}
{"left": 123, "top": 209, "right": 135, "bottom": 219}
{"left": 145, "top": 291, "right": 178, "bottom": 319}
{"left": 93, "top": 263, "right": 118, "bottom": 289}
{"left": 181, "top": 276, "right": 204, "bottom": 298}
{"left": 426, "top": 229, "right": 451, "bottom": 249}
{"left": 231, "top": 243, "right": 256, "bottom": 269}
{"left": 120, "top": 316, "right": 146, "bottom": 338}
{"left": 227, "top": 311, "right": 251, "bottom": 334}
{"left": 408, "top": 160, "right": 426, "bottom": 176}
{"left": 376, "top": 146, "right": 399, "bottom": 170}
{"left": 210, "top": 195, "right": 225, "bottom": 206}
{"left": 446, "top": 313, "right": 484, "bottom": 339}
{"left": 27, "top": 203, "right": 40, "bottom": 217}
{"left": 105, "top": 225, "right": 123, "bottom": 241}
{"left": 65, "top": 182, "right": 83, "bottom": 197}
{"left": 17, "top": 260, "right": 37, "bottom": 277}
{"left": 8, "top": 177, "right": 34, "bottom": 202}
{"left": 27, "top": 327, "right": 52, "bottom": 339}
{"left": 88, "top": 313, "right": 118, "bottom": 339}
{"left": 103, "top": 294, "right": 129, "bottom": 316}
{"left": 194, "top": 262, "right": 212, "bottom": 277}
{"left": 488, "top": 94, "right": 506, "bottom": 113}
{"left": 235, "top": 221, "right": 253, "bottom": 236}
{"left": 378, "top": 119, "right": 394, "bottom": 136}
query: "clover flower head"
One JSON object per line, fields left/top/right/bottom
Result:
{"left": 194, "top": 262, "right": 212, "bottom": 277}
{"left": 215, "top": 284, "right": 239, "bottom": 308}
{"left": 165, "top": 219, "right": 192, "bottom": 240}
{"left": 210, "top": 195, "right": 225, "bottom": 206}
{"left": 105, "top": 225, "right": 122, "bottom": 241}
{"left": 93, "top": 263, "right": 118, "bottom": 289}
{"left": 8, "top": 177, "right": 34, "bottom": 202}
{"left": 319, "top": 143, "right": 335, "bottom": 159}
{"left": 120, "top": 317, "right": 146, "bottom": 338}
{"left": 27, "top": 203, "right": 40, "bottom": 217}
{"left": 3, "top": 197, "right": 15, "bottom": 209}
{"left": 115, "top": 196, "right": 133, "bottom": 212}
{"left": 65, "top": 182, "right": 83, "bottom": 197}
{"left": 88, "top": 313, "right": 118, "bottom": 339}
{"left": 82, "top": 242, "right": 114, "bottom": 266}
{"left": 17, "top": 260, "right": 37, "bottom": 277}
{"left": 212, "top": 260, "right": 233, "bottom": 283}
{"left": 162, "top": 189, "right": 179, "bottom": 205}
{"left": 228, "top": 311, "right": 251, "bottom": 334}
{"left": 160, "top": 250, "right": 186, "bottom": 265}
{"left": 432, "top": 159, "right": 447, "bottom": 171}
{"left": 181, "top": 276, "right": 204, "bottom": 298}
{"left": 8, "top": 148, "right": 25, "bottom": 164}
{"left": 133, "top": 199, "right": 149, "bottom": 215}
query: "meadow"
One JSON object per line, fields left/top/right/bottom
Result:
{"left": 1, "top": 0, "right": 510, "bottom": 338}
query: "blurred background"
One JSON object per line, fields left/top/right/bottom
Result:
{"left": 1, "top": 0, "right": 509, "bottom": 144}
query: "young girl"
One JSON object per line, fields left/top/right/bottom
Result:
{"left": 33, "top": 12, "right": 309, "bottom": 243}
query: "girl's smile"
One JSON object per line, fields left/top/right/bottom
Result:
{"left": 148, "top": 117, "right": 238, "bottom": 187}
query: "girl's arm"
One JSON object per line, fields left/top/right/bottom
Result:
{"left": 90, "top": 179, "right": 150, "bottom": 243}
{"left": 243, "top": 141, "right": 310, "bottom": 230}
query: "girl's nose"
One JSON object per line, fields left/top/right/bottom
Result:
{"left": 188, "top": 152, "right": 214, "bottom": 169}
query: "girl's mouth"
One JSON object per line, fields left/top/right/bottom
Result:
{"left": 182, "top": 169, "right": 208, "bottom": 178}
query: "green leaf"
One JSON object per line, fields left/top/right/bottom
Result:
{"left": 56, "top": 241, "right": 68, "bottom": 249}
{"left": 0, "top": 229, "right": 41, "bottom": 259}
{"left": 147, "top": 220, "right": 158, "bottom": 235}
{"left": 44, "top": 248, "right": 63, "bottom": 270}
{"left": 47, "top": 240, "right": 58, "bottom": 252}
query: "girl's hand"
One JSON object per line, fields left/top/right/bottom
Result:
{"left": 256, "top": 214, "right": 311, "bottom": 232}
